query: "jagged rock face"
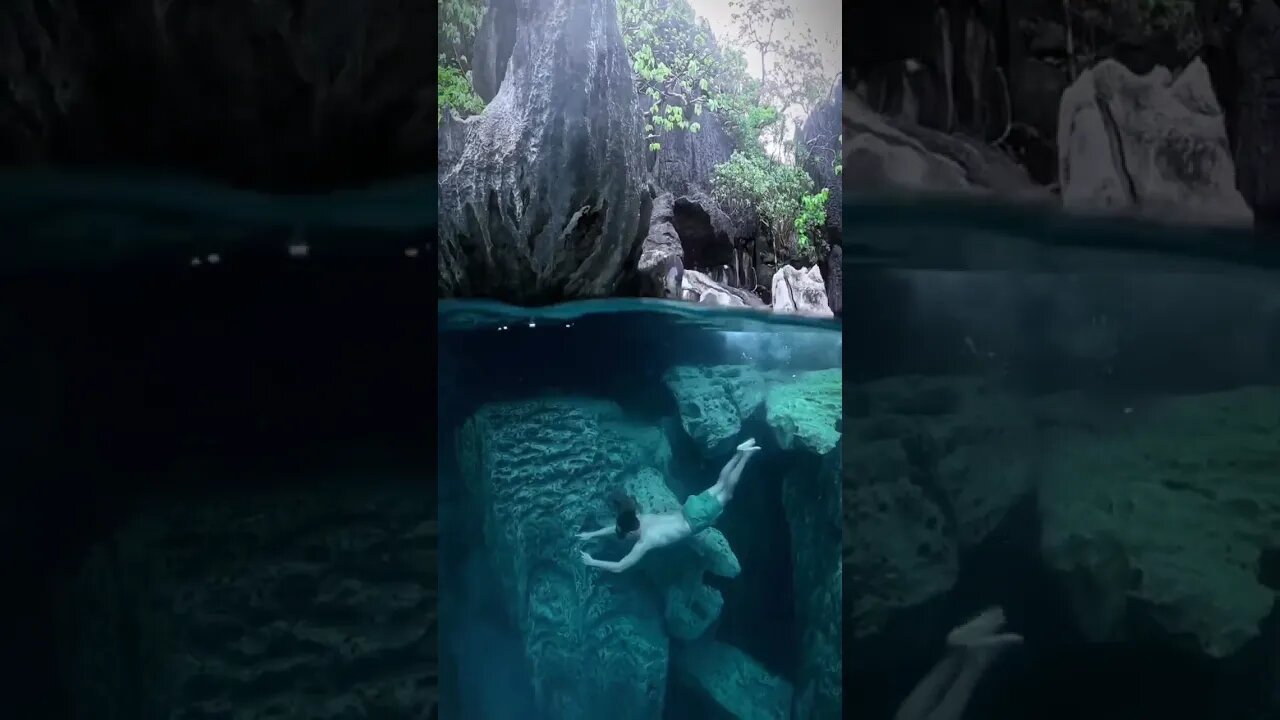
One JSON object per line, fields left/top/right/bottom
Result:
{"left": 457, "top": 399, "right": 668, "bottom": 720}
{"left": 672, "top": 192, "right": 735, "bottom": 273}
{"left": 679, "top": 269, "right": 764, "bottom": 308}
{"left": 663, "top": 365, "right": 766, "bottom": 456}
{"left": 825, "top": 245, "right": 842, "bottom": 316}
{"left": 638, "top": 192, "right": 686, "bottom": 298}
{"left": 653, "top": 109, "right": 736, "bottom": 196}
{"left": 0, "top": 0, "right": 432, "bottom": 191}
{"left": 800, "top": 82, "right": 842, "bottom": 241}
{"left": 437, "top": 0, "right": 647, "bottom": 302}
{"left": 771, "top": 265, "right": 833, "bottom": 318}
{"left": 1058, "top": 59, "right": 1252, "bottom": 225}
{"left": 843, "top": 91, "right": 1043, "bottom": 198}
{"left": 671, "top": 640, "right": 793, "bottom": 719}
{"left": 1235, "top": 0, "right": 1280, "bottom": 232}
{"left": 471, "top": 0, "right": 517, "bottom": 104}
{"left": 1038, "top": 387, "right": 1280, "bottom": 658}
{"left": 62, "top": 486, "right": 437, "bottom": 720}
{"left": 784, "top": 443, "right": 842, "bottom": 720}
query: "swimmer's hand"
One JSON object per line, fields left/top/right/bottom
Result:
{"left": 579, "top": 550, "right": 597, "bottom": 566}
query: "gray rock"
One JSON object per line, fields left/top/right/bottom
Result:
{"left": 1057, "top": 58, "right": 1252, "bottom": 225}
{"left": 638, "top": 192, "right": 685, "bottom": 298}
{"left": 470, "top": 0, "right": 516, "bottom": 103}
{"left": 663, "top": 365, "right": 766, "bottom": 456}
{"left": 671, "top": 640, "right": 792, "bottom": 720}
{"left": 458, "top": 399, "right": 668, "bottom": 719}
{"left": 771, "top": 265, "right": 833, "bottom": 317}
{"left": 438, "top": 0, "right": 647, "bottom": 302}
{"left": 843, "top": 91, "right": 1044, "bottom": 198}
{"left": 783, "top": 444, "right": 842, "bottom": 720}
{"left": 680, "top": 269, "right": 763, "bottom": 308}
{"left": 799, "top": 80, "right": 843, "bottom": 239}
{"left": 1234, "top": 0, "right": 1280, "bottom": 231}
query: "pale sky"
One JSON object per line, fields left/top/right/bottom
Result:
{"left": 686, "top": 0, "right": 842, "bottom": 88}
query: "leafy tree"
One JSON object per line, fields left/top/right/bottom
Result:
{"left": 712, "top": 150, "right": 829, "bottom": 264}
{"left": 438, "top": 0, "right": 486, "bottom": 123}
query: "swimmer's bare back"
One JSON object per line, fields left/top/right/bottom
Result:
{"left": 577, "top": 437, "right": 760, "bottom": 573}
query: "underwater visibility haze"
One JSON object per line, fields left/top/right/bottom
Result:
{"left": 437, "top": 300, "right": 842, "bottom": 720}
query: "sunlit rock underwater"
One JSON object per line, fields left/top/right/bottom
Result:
{"left": 439, "top": 301, "right": 841, "bottom": 720}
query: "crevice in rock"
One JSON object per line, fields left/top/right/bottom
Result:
{"left": 1094, "top": 87, "right": 1141, "bottom": 205}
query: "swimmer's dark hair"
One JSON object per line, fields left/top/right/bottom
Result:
{"left": 610, "top": 489, "right": 640, "bottom": 538}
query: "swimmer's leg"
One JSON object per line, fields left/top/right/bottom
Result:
{"left": 894, "top": 651, "right": 964, "bottom": 720}
{"left": 923, "top": 645, "right": 1004, "bottom": 720}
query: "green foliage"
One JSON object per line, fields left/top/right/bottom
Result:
{"left": 620, "top": 0, "right": 719, "bottom": 151}
{"left": 438, "top": 65, "right": 485, "bottom": 123}
{"left": 438, "top": 0, "right": 486, "bottom": 124}
{"left": 712, "top": 150, "right": 828, "bottom": 262}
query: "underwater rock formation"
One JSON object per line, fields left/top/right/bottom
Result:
{"left": 437, "top": 0, "right": 647, "bottom": 302}
{"left": 1038, "top": 386, "right": 1280, "bottom": 658}
{"left": 1058, "top": 59, "right": 1252, "bottom": 225}
{"left": 62, "top": 486, "right": 437, "bottom": 720}
{"left": 671, "top": 640, "right": 793, "bottom": 720}
{"left": 770, "top": 265, "right": 834, "bottom": 318}
{"left": 457, "top": 399, "right": 669, "bottom": 719}
{"left": 782, "top": 439, "right": 842, "bottom": 720}
{"left": 663, "top": 365, "right": 767, "bottom": 455}
{"left": 844, "top": 376, "right": 1043, "bottom": 638}
{"left": 766, "top": 368, "right": 842, "bottom": 454}
{"left": 626, "top": 467, "right": 741, "bottom": 640}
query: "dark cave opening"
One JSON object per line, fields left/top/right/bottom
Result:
{"left": 1, "top": 254, "right": 432, "bottom": 719}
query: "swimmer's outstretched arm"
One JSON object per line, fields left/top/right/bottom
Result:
{"left": 576, "top": 527, "right": 615, "bottom": 540}
{"left": 581, "top": 542, "right": 649, "bottom": 573}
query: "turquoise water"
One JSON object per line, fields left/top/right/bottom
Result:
{"left": 438, "top": 299, "right": 842, "bottom": 719}
{"left": 845, "top": 199, "right": 1280, "bottom": 720}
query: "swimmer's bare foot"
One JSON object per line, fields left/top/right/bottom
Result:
{"left": 947, "top": 606, "right": 1012, "bottom": 648}
{"left": 736, "top": 437, "right": 759, "bottom": 452}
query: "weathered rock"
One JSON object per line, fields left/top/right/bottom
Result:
{"left": 1058, "top": 58, "right": 1252, "bottom": 225}
{"left": 457, "top": 399, "right": 668, "bottom": 719}
{"left": 845, "top": 443, "right": 957, "bottom": 640}
{"left": 0, "top": 0, "right": 433, "bottom": 191}
{"left": 844, "top": 91, "right": 1044, "bottom": 198}
{"left": 470, "top": 0, "right": 517, "bottom": 104}
{"left": 1234, "top": 0, "right": 1280, "bottom": 233}
{"left": 671, "top": 640, "right": 793, "bottom": 720}
{"left": 673, "top": 192, "right": 736, "bottom": 274}
{"left": 765, "top": 368, "right": 842, "bottom": 455}
{"left": 771, "top": 265, "right": 833, "bottom": 318}
{"left": 783, "top": 444, "right": 842, "bottom": 720}
{"left": 638, "top": 192, "right": 685, "bottom": 298}
{"left": 63, "top": 486, "right": 437, "bottom": 720}
{"left": 438, "top": 0, "right": 647, "bottom": 302}
{"left": 663, "top": 365, "right": 766, "bottom": 456}
{"left": 654, "top": 109, "right": 736, "bottom": 196}
{"left": 1038, "top": 387, "right": 1280, "bottom": 658}
{"left": 825, "top": 244, "right": 842, "bottom": 316}
{"left": 679, "top": 269, "right": 764, "bottom": 308}
{"left": 800, "top": 80, "right": 843, "bottom": 240}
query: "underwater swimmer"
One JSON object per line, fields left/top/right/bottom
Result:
{"left": 577, "top": 437, "right": 761, "bottom": 573}
{"left": 896, "top": 606, "right": 1023, "bottom": 720}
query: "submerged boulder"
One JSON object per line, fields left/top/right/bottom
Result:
{"left": 783, "top": 441, "right": 842, "bottom": 720}
{"left": 438, "top": 0, "right": 647, "bottom": 302}
{"left": 1038, "top": 387, "right": 1280, "bottom": 658}
{"left": 671, "top": 640, "right": 793, "bottom": 720}
{"left": 457, "top": 399, "right": 668, "bottom": 719}
{"left": 663, "top": 365, "right": 767, "bottom": 455}
{"left": 765, "top": 368, "right": 842, "bottom": 455}
{"left": 1058, "top": 59, "right": 1252, "bottom": 225}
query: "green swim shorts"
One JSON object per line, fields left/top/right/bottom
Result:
{"left": 682, "top": 490, "right": 724, "bottom": 534}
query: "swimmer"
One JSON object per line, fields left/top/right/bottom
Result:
{"left": 577, "top": 437, "right": 761, "bottom": 573}
{"left": 895, "top": 606, "right": 1024, "bottom": 720}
